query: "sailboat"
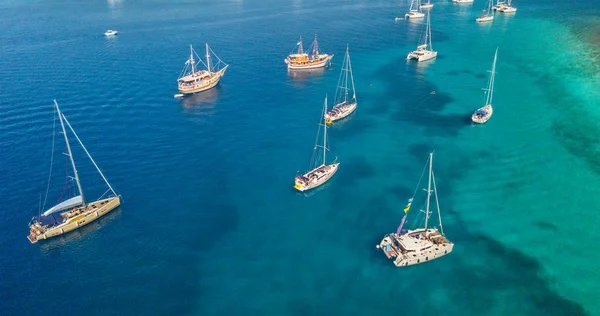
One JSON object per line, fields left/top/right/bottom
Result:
{"left": 294, "top": 95, "right": 339, "bottom": 192}
{"left": 324, "top": 45, "right": 357, "bottom": 124}
{"left": 405, "top": 0, "right": 425, "bottom": 18}
{"left": 177, "top": 43, "right": 229, "bottom": 95}
{"left": 376, "top": 152, "right": 453, "bottom": 267}
{"left": 421, "top": 0, "right": 434, "bottom": 9}
{"left": 285, "top": 35, "right": 333, "bottom": 70}
{"left": 476, "top": 0, "right": 494, "bottom": 22}
{"left": 407, "top": 11, "right": 437, "bottom": 62}
{"left": 27, "top": 100, "right": 121, "bottom": 244}
{"left": 472, "top": 48, "right": 498, "bottom": 124}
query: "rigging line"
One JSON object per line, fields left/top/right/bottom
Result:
{"left": 41, "top": 106, "right": 57, "bottom": 212}
{"left": 431, "top": 170, "right": 444, "bottom": 234}
{"left": 60, "top": 113, "right": 118, "bottom": 196}
{"left": 409, "top": 155, "right": 430, "bottom": 202}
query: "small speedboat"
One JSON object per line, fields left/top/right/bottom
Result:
{"left": 104, "top": 30, "right": 118, "bottom": 36}
{"left": 174, "top": 94, "right": 184, "bottom": 99}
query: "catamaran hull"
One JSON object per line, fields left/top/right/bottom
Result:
{"left": 285, "top": 55, "right": 333, "bottom": 70}
{"left": 27, "top": 196, "right": 121, "bottom": 244}
{"left": 325, "top": 103, "right": 357, "bottom": 124}
{"left": 178, "top": 68, "right": 227, "bottom": 95}
{"left": 476, "top": 16, "right": 494, "bottom": 22}
{"left": 407, "top": 51, "right": 438, "bottom": 62}
{"left": 377, "top": 233, "right": 454, "bottom": 267}
{"left": 294, "top": 163, "right": 339, "bottom": 192}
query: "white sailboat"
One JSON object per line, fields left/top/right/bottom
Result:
{"left": 177, "top": 44, "right": 228, "bottom": 95}
{"left": 421, "top": 0, "right": 434, "bottom": 9}
{"left": 476, "top": 0, "right": 494, "bottom": 22}
{"left": 27, "top": 100, "right": 121, "bottom": 244}
{"left": 324, "top": 45, "right": 357, "bottom": 124}
{"left": 472, "top": 48, "right": 498, "bottom": 124}
{"left": 407, "top": 11, "right": 437, "bottom": 62}
{"left": 376, "top": 152, "right": 453, "bottom": 267}
{"left": 405, "top": 0, "right": 425, "bottom": 18}
{"left": 294, "top": 95, "right": 339, "bottom": 192}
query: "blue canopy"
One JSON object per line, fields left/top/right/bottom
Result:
{"left": 475, "top": 109, "right": 488, "bottom": 115}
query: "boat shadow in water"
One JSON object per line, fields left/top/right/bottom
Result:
{"left": 37, "top": 207, "right": 123, "bottom": 252}
{"left": 179, "top": 87, "right": 220, "bottom": 115}
{"left": 287, "top": 67, "right": 326, "bottom": 84}
{"left": 294, "top": 179, "right": 334, "bottom": 197}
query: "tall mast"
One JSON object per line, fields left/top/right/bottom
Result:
{"left": 424, "top": 152, "right": 433, "bottom": 230}
{"left": 54, "top": 100, "right": 85, "bottom": 206}
{"left": 427, "top": 12, "right": 432, "bottom": 50}
{"left": 344, "top": 45, "right": 349, "bottom": 103}
{"left": 190, "top": 45, "right": 196, "bottom": 74}
{"left": 313, "top": 34, "right": 319, "bottom": 56}
{"left": 323, "top": 95, "right": 327, "bottom": 165}
{"left": 486, "top": 48, "right": 498, "bottom": 105}
{"left": 298, "top": 36, "right": 304, "bottom": 54}
{"left": 347, "top": 46, "right": 356, "bottom": 100}
{"left": 206, "top": 43, "right": 211, "bottom": 73}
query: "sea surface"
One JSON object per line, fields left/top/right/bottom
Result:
{"left": 1, "top": 0, "right": 600, "bottom": 315}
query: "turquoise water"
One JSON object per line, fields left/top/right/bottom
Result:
{"left": 1, "top": 0, "right": 599, "bottom": 315}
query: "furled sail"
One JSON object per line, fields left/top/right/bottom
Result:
{"left": 42, "top": 195, "right": 82, "bottom": 216}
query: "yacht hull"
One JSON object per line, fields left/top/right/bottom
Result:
{"left": 377, "top": 230, "right": 454, "bottom": 267}
{"left": 471, "top": 104, "right": 493, "bottom": 124}
{"left": 294, "top": 163, "right": 339, "bottom": 192}
{"left": 286, "top": 55, "right": 333, "bottom": 70}
{"left": 476, "top": 15, "right": 494, "bottom": 22}
{"left": 27, "top": 196, "right": 121, "bottom": 244}
{"left": 407, "top": 50, "right": 438, "bottom": 62}
{"left": 178, "top": 68, "right": 227, "bottom": 95}
{"left": 325, "top": 102, "right": 357, "bottom": 124}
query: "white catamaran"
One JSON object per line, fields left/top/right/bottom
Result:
{"left": 285, "top": 35, "right": 333, "bottom": 70}
{"left": 407, "top": 11, "right": 437, "bottom": 62}
{"left": 177, "top": 44, "right": 229, "bottom": 95}
{"left": 476, "top": 0, "right": 494, "bottom": 22}
{"left": 406, "top": 0, "right": 425, "bottom": 18}
{"left": 493, "top": 0, "right": 517, "bottom": 13}
{"left": 472, "top": 48, "right": 498, "bottom": 124}
{"left": 295, "top": 96, "right": 339, "bottom": 192}
{"left": 27, "top": 100, "right": 121, "bottom": 244}
{"left": 376, "top": 152, "right": 453, "bottom": 267}
{"left": 324, "top": 45, "right": 357, "bottom": 124}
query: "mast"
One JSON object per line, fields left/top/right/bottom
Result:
{"left": 313, "top": 34, "right": 319, "bottom": 56}
{"left": 323, "top": 95, "right": 327, "bottom": 165}
{"left": 426, "top": 12, "right": 432, "bottom": 50}
{"left": 486, "top": 48, "right": 498, "bottom": 105}
{"left": 424, "top": 152, "right": 433, "bottom": 230}
{"left": 54, "top": 100, "right": 85, "bottom": 207}
{"left": 432, "top": 170, "right": 444, "bottom": 235}
{"left": 344, "top": 46, "right": 349, "bottom": 103}
{"left": 206, "top": 43, "right": 212, "bottom": 73}
{"left": 298, "top": 36, "right": 304, "bottom": 54}
{"left": 190, "top": 45, "right": 196, "bottom": 74}
{"left": 347, "top": 45, "right": 356, "bottom": 101}
{"left": 61, "top": 112, "right": 118, "bottom": 198}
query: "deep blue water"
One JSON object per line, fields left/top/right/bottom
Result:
{"left": 1, "top": 0, "right": 600, "bottom": 315}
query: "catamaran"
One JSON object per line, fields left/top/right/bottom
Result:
{"left": 421, "top": 0, "right": 434, "bottom": 9}
{"left": 285, "top": 35, "right": 333, "bottom": 70}
{"left": 376, "top": 152, "right": 453, "bottom": 267}
{"left": 177, "top": 44, "right": 228, "bottom": 95}
{"left": 494, "top": 0, "right": 517, "bottom": 12}
{"left": 324, "top": 45, "right": 357, "bottom": 124}
{"left": 294, "top": 95, "right": 339, "bottom": 192}
{"left": 472, "top": 48, "right": 498, "bottom": 124}
{"left": 476, "top": 0, "right": 494, "bottom": 22}
{"left": 27, "top": 100, "right": 121, "bottom": 244}
{"left": 406, "top": 0, "right": 425, "bottom": 18}
{"left": 407, "top": 11, "right": 437, "bottom": 62}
